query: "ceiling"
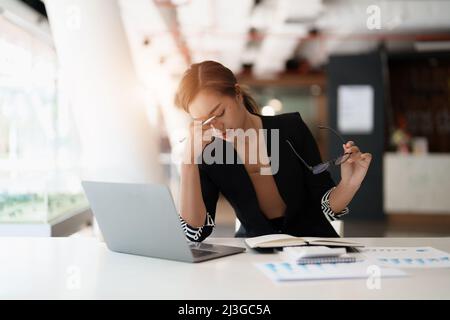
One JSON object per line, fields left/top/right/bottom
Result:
{"left": 9, "top": 0, "right": 450, "bottom": 78}
{"left": 118, "top": 0, "right": 450, "bottom": 78}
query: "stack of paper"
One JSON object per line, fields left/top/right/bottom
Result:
{"left": 280, "top": 246, "right": 360, "bottom": 265}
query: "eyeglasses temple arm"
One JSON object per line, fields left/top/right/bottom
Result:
{"left": 286, "top": 140, "right": 313, "bottom": 171}
{"left": 317, "top": 125, "right": 347, "bottom": 145}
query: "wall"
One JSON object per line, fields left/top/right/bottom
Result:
{"left": 327, "top": 52, "right": 385, "bottom": 220}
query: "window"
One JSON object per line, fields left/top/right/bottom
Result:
{"left": 0, "top": 16, "right": 87, "bottom": 227}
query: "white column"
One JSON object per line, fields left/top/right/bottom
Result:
{"left": 44, "top": 0, "right": 163, "bottom": 183}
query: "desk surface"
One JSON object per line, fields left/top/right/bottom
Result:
{"left": 1, "top": 237, "right": 449, "bottom": 299}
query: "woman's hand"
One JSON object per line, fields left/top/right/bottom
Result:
{"left": 340, "top": 141, "right": 372, "bottom": 188}
{"left": 182, "top": 120, "right": 215, "bottom": 164}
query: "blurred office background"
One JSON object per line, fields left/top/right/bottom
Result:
{"left": 0, "top": 0, "right": 449, "bottom": 238}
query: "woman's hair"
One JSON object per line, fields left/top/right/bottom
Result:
{"left": 174, "top": 60, "right": 259, "bottom": 114}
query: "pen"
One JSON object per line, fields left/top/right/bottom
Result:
{"left": 178, "top": 115, "right": 217, "bottom": 143}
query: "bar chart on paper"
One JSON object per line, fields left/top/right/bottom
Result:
{"left": 361, "top": 247, "right": 450, "bottom": 268}
{"left": 255, "top": 261, "right": 406, "bottom": 282}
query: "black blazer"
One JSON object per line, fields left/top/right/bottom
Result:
{"left": 197, "top": 112, "right": 340, "bottom": 240}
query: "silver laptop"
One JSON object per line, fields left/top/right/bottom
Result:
{"left": 81, "top": 180, "right": 245, "bottom": 263}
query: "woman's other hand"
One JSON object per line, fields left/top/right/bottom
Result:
{"left": 340, "top": 141, "right": 372, "bottom": 187}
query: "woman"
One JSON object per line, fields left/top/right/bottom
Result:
{"left": 174, "top": 60, "right": 372, "bottom": 242}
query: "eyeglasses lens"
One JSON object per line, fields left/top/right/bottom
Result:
{"left": 312, "top": 162, "right": 330, "bottom": 174}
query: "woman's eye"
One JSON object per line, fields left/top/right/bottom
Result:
{"left": 218, "top": 110, "right": 225, "bottom": 117}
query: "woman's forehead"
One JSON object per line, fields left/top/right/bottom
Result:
{"left": 188, "top": 90, "right": 225, "bottom": 119}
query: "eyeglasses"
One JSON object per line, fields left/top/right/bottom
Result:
{"left": 286, "top": 125, "right": 352, "bottom": 175}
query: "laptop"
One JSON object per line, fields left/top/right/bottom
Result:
{"left": 81, "top": 180, "right": 245, "bottom": 263}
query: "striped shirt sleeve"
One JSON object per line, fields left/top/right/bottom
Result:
{"left": 178, "top": 212, "right": 215, "bottom": 242}
{"left": 321, "top": 187, "right": 350, "bottom": 222}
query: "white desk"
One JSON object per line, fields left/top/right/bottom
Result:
{"left": 1, "top": 237, "right": 449, "bottom": 299}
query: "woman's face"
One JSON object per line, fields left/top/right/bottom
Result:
{"left": 188, "top": 89, "right": 246, "bottom": 140}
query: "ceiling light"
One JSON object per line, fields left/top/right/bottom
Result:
{"left": 261, "top": 105, "right": 275, "bottom": 116}
{"left": 268, "top": 98, "right": 282, "bottom": 111}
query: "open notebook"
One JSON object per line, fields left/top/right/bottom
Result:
{"left": 245, "top": 234, "right": 364, "bottom": 249}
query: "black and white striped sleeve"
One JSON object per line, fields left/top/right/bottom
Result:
{"left": 178, "top": 212, "right": 215, "bottom": 242}
{"left": 321, "top": 187, "right": 350, "bottom": 222}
